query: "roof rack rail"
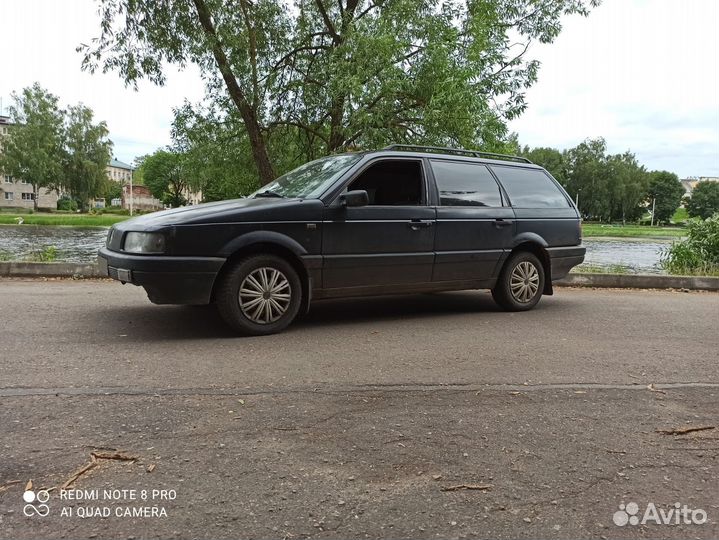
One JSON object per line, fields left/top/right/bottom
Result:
{"left": 382, "top": 144, "right": 532, "bottom": 164}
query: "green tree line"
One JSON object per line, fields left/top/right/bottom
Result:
{"left": 521, "top": 139, "right": 691, "bottom": 224}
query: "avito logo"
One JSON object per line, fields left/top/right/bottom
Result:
{"left": 613, "top": 501, "right": 707, "bottom": 526}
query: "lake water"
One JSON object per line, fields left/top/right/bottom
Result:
{"left": 0, "top": 225, "right": 677, "bottom": 273}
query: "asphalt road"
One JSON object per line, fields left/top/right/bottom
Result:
{"left": 1, "top": 279, "right": 718, "bottom": 539}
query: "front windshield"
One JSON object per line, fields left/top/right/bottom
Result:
{"left": 250, "top": 154, "right": 361, "bottom": 199}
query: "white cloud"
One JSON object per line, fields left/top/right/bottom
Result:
{"left": 510, "top": 0, "right": 719, "bottom": 178}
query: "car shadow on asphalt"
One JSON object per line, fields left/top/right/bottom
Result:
{"left": 93, "top": 291, "right": 538, "bottom": 341}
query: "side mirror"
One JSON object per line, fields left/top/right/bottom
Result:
{"left": 341, "top": 189, "right": 369, "bottom": 207}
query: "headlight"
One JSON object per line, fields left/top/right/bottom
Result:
{"left": 123, "top": 232, "right": 166, "bottom": 254}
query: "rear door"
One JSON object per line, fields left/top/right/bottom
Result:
{"left": 430, "top": 159, "right": 514, "bottom": 282}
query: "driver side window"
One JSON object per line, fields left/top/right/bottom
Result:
{"left": 347, "top": 160, "right": 424, "bottom": 206}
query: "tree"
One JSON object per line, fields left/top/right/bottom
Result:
{"left": 606, "top": 151, "right": 648, "bottom": 224}
{"left": 647, "top": 171, "right": 684, "bottom": 224}
{"left": 521, "top": 146, "right": 568, "bottom": 186}
{"left": 142, "top": 150, "right": 188, "bottom": 207}
{"left": 82, "top": 0, "right": 599, "bottom": 185}
{"left": 686, "top": 181, "right": 719, "bottom": 220}
{"left": 564, "top": 138, "right": 611, "bottom": 220}
{"left": 61, "top": 104, "right": 113, "bottom": 210}
{"left": 0, "top": 83, "right": 64, "bottom": 210}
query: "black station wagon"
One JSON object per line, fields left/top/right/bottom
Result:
{"left": 99, "top": 145, "right": 585, "bottom": 335}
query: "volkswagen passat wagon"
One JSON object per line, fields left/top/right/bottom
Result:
{"left": 99, "top": 145, "right": 585, "bottom": 335}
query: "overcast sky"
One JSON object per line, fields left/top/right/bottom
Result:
{"left": 1, "top": 0, "right": 717, "bottom": 177}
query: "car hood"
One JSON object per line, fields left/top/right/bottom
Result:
{"left": 114, "top": 197, "right": 308, "bottom": 229}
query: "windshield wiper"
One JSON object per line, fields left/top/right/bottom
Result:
{"left": 254, "top": 190, "right": 285, "bottom": 198}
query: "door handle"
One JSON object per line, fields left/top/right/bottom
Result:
{"left": 493, "top": 219, "right": 513, "bottom": 228}
{"left": 408, "top": 219, "right": 433, "bottom": 230}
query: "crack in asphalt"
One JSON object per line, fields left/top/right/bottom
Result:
{"left": 1, "top": 381, "right": 718, "bottom": 398}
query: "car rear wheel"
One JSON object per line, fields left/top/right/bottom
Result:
{"left": 215, "top": 254, "right": 302, "bottom": 335}
{"left": 491, "top": 251, "right": 545, "bottom": 311}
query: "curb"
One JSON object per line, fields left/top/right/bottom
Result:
{"left": 0, "top": 261, "right": 104, "bottom": 278}
{"left": 1, "top": 263, "right": 718, "bottom": 291}
{"left": 555, "top": 272, "right": 719, "bottom": 291}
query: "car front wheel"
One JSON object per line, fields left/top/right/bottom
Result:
{"left": 491, "top": 252, "right": 545, "bottom": 311}
{"left": 215, "top": 254, "right": 302, "bottom": 335}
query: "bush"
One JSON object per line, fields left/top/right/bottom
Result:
{"left": 662, "top": 214, "right": 719, "bottom": 275}
{"left": 57, "top": 196, "right": 78, "bottom": 212}
{"left": 26, "top": 245, "right": 59, "bottom": 262}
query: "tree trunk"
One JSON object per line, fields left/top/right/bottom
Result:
{"left": 33, "top": 183, "right": 39, "bottom": 212}
{"left": 192, "top": 0, "right": 275, "bottom": 185}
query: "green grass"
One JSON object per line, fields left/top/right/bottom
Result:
{"left": 575, "top": 264, "right": 632, "bottom": 274}
{"left": 582, "top": 223, "right": 685, "bottom": 238}
{"left": 0, "top": 213, "right": 131, "bottom": 227}
{"left": 671, "top": 207, "right": 689, "bottom": 224}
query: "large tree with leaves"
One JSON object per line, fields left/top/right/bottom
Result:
{"left": 647, "top": 170, "right": 684, "bottom": 224}
{"left": 142, "top": 149, "right": 188, "bottom": 207}
{"left": 61, "top": 104, "right": 113, "bottom": 210}
{"left": 82, "top": 0, "right": 599, "bottom": 186}
{"left": 0, "top": 83, "right": 64, "bottom": 210}
{"left": 686, "top": 181, "right": 719, "bottom": 220}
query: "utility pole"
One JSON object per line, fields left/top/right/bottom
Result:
{"left": 650, "top": 197, "right": 656, "bottom": 227}
{"left": 129, "top": 171, "right": 134, "bottom": 216}
{"left": 575, "top": 191, "right": 580, "bottom": 210}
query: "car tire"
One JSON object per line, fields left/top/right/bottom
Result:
{"left": 215, "top": 254, "right": 302, "bottom": 335}
{"left": 491, "top": 251, "right": 545, "bottom": 311}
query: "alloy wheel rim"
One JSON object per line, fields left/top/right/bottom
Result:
{"left": 238, "top": 267, "right": 292, "bottom": 324}
{"left": 510, "top": 261, "right": 540, "bottom": 303}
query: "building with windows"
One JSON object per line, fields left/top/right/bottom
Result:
{"left": 0, "top": 115, "right": 59, "bottom": 210}
{"left": 107, "top": 157, "right": 134, "bottom": 183}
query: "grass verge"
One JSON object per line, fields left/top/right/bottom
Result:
{"left": 0, "top": 214, "right": 130, "bottom": 227}
{"left": 582, "top": 223, "right": 685, "bottom": 238}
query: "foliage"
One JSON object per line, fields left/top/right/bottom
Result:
{"left": 103, "top": 180, "right": 123, "bottom": 204}
{"left": 27, "top": 245, "right": 58, "bottom": 262}
{"left": 686, "top": 181, "right": 719, "bottom": 220}
{"left": 561, "top": 138, "right": 649, "bottom": 222}
{"left": 61, "top": 104, "right": 113, "bottom": 210}
{"left": 521, "top": 146, "right": 567, "bottom": 185}
{"left": 142, "top": 150, "right": 188, "bottom": 207}
{"left": 0, "top": 83, "right": 65, "bottom": 210}
{"left": 647, "top": 171, "right": 684, "bottom": 224}
{"left": 57, "top": 196, "right": 78, "bottom": 212}
{"left": 662, "top": 214, "right": 719, "bottom": 275}
{"left": 82, "top": 0, "right": 599, "bottom": 185}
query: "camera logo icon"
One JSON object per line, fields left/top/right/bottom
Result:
{"left": 23, "top": 486, "right": 50, "bottom": 517}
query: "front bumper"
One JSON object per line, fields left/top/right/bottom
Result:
{"left": 98, "top": 247, "right": 225, "bottom": 305}
{"left": 547, "top": 245, "right": 586, "bottom": 280}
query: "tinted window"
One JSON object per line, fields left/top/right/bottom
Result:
{"left": 349, "top": 160, "right": 423, "bottom": 205}
{"left": 431, "top": 161, "right": 502, "bottom": 207}
{"left": 491, "top": 166, "right": 570, "bottom": 208}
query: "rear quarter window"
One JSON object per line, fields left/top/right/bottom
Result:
{"left": 430, "top": 160, "right": 503, "bottom": 207}
{"left": 491, "top": 166, "right": 570, "bottom": 208}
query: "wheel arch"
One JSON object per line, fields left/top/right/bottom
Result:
{"left": 212, "top": 234, "right": 311, "bottom": 313}
{"left": 508, "top": 238, "right": 553, "bottom": 296}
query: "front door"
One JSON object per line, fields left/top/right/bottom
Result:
{"left": 321, "top": 158, "right": 436, "bottom": 289}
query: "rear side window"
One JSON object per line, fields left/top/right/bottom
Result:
{"left": 430, "top": 160, "right": 502, "bottom": 207}
{"left": 491, "top": 166, "right": 570, "bottom": 208}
